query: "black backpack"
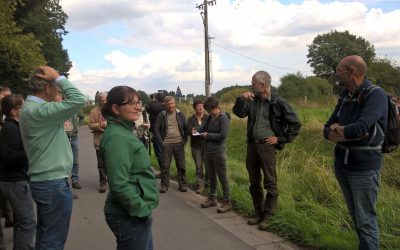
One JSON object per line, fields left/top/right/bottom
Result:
{"left": 362, "top": 85, "right": 400, "bottom": 153}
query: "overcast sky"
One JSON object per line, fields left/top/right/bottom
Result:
{"left": 60, "top": 0, "right": 400, "bottom": 98}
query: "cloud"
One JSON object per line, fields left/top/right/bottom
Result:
{"left": 61, "top": 0, "right": 400, "bottom": 97}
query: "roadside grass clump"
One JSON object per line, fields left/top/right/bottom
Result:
{"left": 150, "top": 102, "right": 400, "bottom": 249}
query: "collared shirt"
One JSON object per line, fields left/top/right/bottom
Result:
{"left": 252, "top": 95, "right": 275, "bottom": 140}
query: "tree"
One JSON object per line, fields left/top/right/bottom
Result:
{"left": 277, "top": 73, "right": 332, "bottom": 104}
{"left": 14, "top": 0, "right": 71, "bottom": 75}
{"left": 0, "top": 0, "right": 46, "bottom": 95}
{"left": 307, "top": 30, "right": 375, "bottom": 76}
{"left": 369, "top": 58, "right": 400, "bottom": 96}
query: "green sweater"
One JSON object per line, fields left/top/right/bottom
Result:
{"left": 100, "top": 117, "right": 159, "bottom": 218}
{"left": 20, "top": 78, "right": 87, "bottom": 181}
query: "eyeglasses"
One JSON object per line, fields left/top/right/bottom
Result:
{"left": 120, "top": 100, "right": 142, "bottom": 107}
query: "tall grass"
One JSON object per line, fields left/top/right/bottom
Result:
{"left": 151, "top": 102, "right": 400, "bottom": 249}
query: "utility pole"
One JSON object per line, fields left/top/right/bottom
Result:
{"left": 196, "top": 0, "right": 216, "bottom": 97}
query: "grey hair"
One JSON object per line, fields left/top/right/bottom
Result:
{"left": 164, "top": 96, "right": 175, "bottom": 103}
{"left": 252, "top": 71, "right": 272, "bottom": 87}
{"left": 28, "top": 68, "right": 55, "bottom": 93}
{"left": 97, "top": 92, "right": 107, "bottom": 100}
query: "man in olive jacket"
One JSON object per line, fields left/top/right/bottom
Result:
{"left": 232, "top": 70, "right": 301, "bottom": 231}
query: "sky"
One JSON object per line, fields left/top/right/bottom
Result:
{"left": 60, "top": 0, "right": 400, "bottom": 98}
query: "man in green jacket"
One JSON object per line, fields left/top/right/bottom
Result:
{"left": 20, "top": 66, "right": 87, "bottom": 249}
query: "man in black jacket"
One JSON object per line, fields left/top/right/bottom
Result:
{"left": 154, "top": 96, "right": 188, "bottom": 193}
{"left": 145, "top": 93, "right": 166, "bottom": 173}
{"left": 233, "top": 70, "right": 301, "bottom": 231}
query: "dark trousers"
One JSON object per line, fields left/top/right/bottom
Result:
{"left": 0, "top": 181, "right": 36, "bottom": 250}
{"left": 160, "top": 142, "right": 187, "bottom": 188}
{"left": 152, "top": 140, "right": 164, "bottom": 170}
{"left": 206, "top": 151, "right": 230, "bottom": 201}
{"left": 96, "top": 149, "right": 107, "bottom": 184}
{"left": 246, "top": 142, "right": 278, "bottom": 215}
{"left": 191, "top": 146, "right": 208, "bottom": 189}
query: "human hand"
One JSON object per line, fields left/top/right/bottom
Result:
{"left": 35, "top": 66, "right": 60, "bottom": 82}
{"left": 241, "top": 92, "right": 255, "bottom": 101}
{"left": 101, "top": 121, "right": 107, "bottom": 128}
{"left": 265, "top": 136, "right": 278, "bottom": 145}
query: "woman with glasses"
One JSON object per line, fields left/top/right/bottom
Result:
{"left": 100, "top": 86, "right": 159, "bottom": 250}
{"left": 0, "top": 94, "right": 36, "bottom": 249}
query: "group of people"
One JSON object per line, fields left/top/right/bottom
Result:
{"left": 0, "top": 54, "right": 392, "bottom": 250}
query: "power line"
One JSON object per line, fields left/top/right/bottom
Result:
{"left": 210, "top": 40, "right": 313, "bottom": 73}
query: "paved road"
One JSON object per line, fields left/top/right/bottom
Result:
{"left": 3, "top": 126, "right": 297, "bottom": 250}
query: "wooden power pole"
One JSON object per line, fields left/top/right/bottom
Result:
{"left": 196, "top": 0, "right": 216, "bottom": 97}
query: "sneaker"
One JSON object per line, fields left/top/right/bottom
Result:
{"left": 217, "top": 201, "right": 232, "bottom": 213}
{"left": 201, "top": 197, "right": 217, "bottom": 208}
{"left": 159, "top": 186, "right": 168, "bottom": 193}
{"left": 72, "top": 182, "right": 82, "bottom": 189}
{"left": 258, "top": 213, "right": 273, "bottom": 231}
{"left": 179, "top": 186, "right": 187, "bottom": 192}
{"left": 99, "top": 183, "right": 106, "bottom": 193}
{"left": 248, "top": 211, "right": 263, "bottom": 225}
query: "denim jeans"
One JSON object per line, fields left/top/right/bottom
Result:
{"left": 69, "top": 136, "right": 79, "bottom": 183}
{"left": 0, "top": 180, "right": 36, "bottom": 250}
{"left": 105, "top": 214, "right": 153, "bottom": 250}
{"left": 334, "top": 166, "right": 380, "bottom": 250}
{"left": 30, "top": 178, "right": 73, "bottom": 250}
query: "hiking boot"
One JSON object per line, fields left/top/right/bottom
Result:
{"left": 258, "top": 213, "right": 274, "bottom": 231}
{"left": 179, "top": 186, "right": 187, "bottom": 192}
{"left": 159, "top": 186, "right": 168, "bottom": 193}
{"left": 99, "top": 183, "right": 106, "bottom": 193}
{"left": 201, "top": 197, "right": 217, "bottom": 208}
{"left": 72, "top": 182, "right": 82, "bottom": 189}
{"left": 248, "top": 211, "right": 263, "bottom": 225}
{"left": 217, "top": 200, "right": 232, "bottom": 213}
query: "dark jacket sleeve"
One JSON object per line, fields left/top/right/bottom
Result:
{"left": 180, "top": 112, "right": 188, "bottom": 144}
{"left": 153, "top": 113, "right": 164, "bottom": 144}
{"left": 343, "top": 88, "right": 387, "bottom": 140}
{"left": 276, "top": 100, "right": 301, "bottom": 144}
{"left": 0, "top": 123, "right": 28, "bottom": 167}
{"left": 232, "top": 96, "right": 250, "bottom": 118}
{"left": 206, "top": 114, "right": 229, "bottom": 142}
{"left": 323, "top": 96, "right": 342, "bottom": 140}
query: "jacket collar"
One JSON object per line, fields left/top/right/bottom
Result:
{"left": 106, "top": 116, "right": 134, "bottom": 130}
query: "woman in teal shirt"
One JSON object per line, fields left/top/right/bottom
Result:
{"left": 100, "top": 86, "right": 159, "bottom": 250}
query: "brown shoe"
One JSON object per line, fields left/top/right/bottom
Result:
{"left": 258, "top": 213, "right": 274, "bottom": 231}
{"left": 99, "top": 183, "right": 106, "bottom": 193}
{"left": 217, "top": 200, "right": 232, "bottom": 213}
{"left": 159, "top": 186, "right": 168, "bottom": 193}
{"left": 73, "top": 194, "right": 79, "bottom": 199}
{"left": 72, "top": 182, "right": 82, "bottom": 189}
{"left": 248, "top": 211, "right": 263, "bottom": 225}
{"left": 201, "top": 197, "right": 217, "bottom": 208}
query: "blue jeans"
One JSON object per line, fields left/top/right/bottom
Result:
{"left": 105, "top": 214, "right": 153, "bottom": 250}
{"left": 69, "top": 136, "right": 79, "bottom": 183}
{"left": 0, "top": 180, "right": 36, "bottom": 250}
{"left": 30, "top": 178, "right": 73, "bottom": 250}
{"left": 334, "top": 166, "right": 380, "bottom": 250}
